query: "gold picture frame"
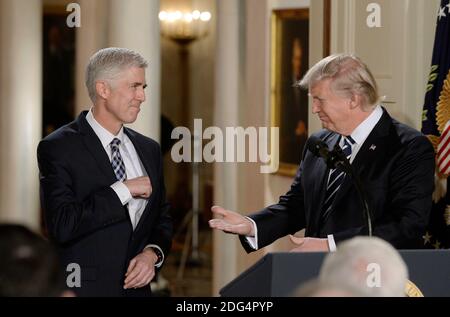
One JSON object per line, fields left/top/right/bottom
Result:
{"left": 270, "top": 8, "right": 310, "bottom": 176}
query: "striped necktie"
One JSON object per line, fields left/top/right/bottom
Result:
{"left": 110, "top": 138, "right": 127, "bottom": 181}
{"left": 320, "top": 136, "right": 355, "bottom": 223}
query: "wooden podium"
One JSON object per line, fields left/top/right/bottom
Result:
{"left": 220, "top": 250, "right": 450, "bottom": 297}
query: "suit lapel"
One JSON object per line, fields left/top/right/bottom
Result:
{"left": 311, "top": 133, "right": 340, "bottom": 232}
{"left": 124, "top": 128, "right": 158, "bottom": 233}
{"left": 331, "top": 109, "right": 392, "bottom": 210}
{"left": 78, "top": 111, "right": 117, "bottom": 184}
{"left": 78, "top": 111, "right": 160, "bottom": 233}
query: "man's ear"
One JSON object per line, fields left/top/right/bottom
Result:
{"left": 95, "top": 81, "right": 110, "bottom": 100}
{"left": 349, "top": 93, "right": 362, "bottom": 110}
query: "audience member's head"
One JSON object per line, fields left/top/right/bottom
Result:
{"left": 292, "top": 278, "right": 360, "bottom": 297}
{"left": 0, "top": 224, "right": 71, "bottom": 297}
{"left": 318, "top": 236, "right": 408, "bottom": 297}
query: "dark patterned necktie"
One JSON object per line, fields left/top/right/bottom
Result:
{"left": 110, "top": 138, "right": 126, "bottom": 181}
{"left": 320, "top": 136, "right": 355, "bottom": 223}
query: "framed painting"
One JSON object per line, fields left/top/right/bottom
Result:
{"left": 270, "top": 8, "right": 310, "bottom": 176}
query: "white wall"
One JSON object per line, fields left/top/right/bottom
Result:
{"left": 331, "top": 0, "right": 439, "bottom": 128}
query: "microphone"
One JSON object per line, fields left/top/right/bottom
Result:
{"left": 307, "top": 135, "right": 373, "bottom": 236}
{"left": 307, "top": 136, "right": 349, "bottom": 171}
{"left": 307, "top": 136, "right": 330, "bottom": 160}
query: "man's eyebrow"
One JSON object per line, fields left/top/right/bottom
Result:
{"left": 308, "top": 93, "right": 321, "bottom": 99}
{"left": 131, "top": 82, "right": 147, "bottom": 88}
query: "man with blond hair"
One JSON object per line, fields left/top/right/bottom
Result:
{"left": 38, "top": 48, "right": 172, "bottom": 296}
{"left": 210, "top": 54, "right": 434, "bottom": 253}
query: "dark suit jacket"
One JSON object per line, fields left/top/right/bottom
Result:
{"left": 37, "top": 111, "right": 172, "bottom": 297}
{"left": 241, "top": 108, "right": 435, "bottom": 251}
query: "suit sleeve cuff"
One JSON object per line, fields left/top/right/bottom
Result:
{"left": 144, "top": 244, "right": 164, "bottom": 268}
{"left": 244, "top": 217, "right": 258, "bottom": 250}
{"left": 327, "top": 234, "right": 337, "bottom": 252}
{"left": 110, "top": 181, "right": 132, "bottom": 205}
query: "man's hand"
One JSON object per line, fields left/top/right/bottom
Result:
{"left": 124, "top": 176, "right": 152, "bottom": 199}
{"left": 124, "top": 248, "right": 157, "bottom": 289}
{"left": 289, "top": 235, "right": 330, "bottom": 252}
{"left": 208, "top": 205, "right": 254, "bottom": 236}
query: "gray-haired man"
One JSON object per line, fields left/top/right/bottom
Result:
{"left": 210, "top": 54, "right": 434, "bottom": 253}
{"left": 38, "top": 47, "right": 172, "bottom": 296}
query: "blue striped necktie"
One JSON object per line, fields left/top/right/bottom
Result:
{"left": 110, "top": 138, "right": 127, "bottom": 181}
{"left": 320, "top": 136, "right": 355, "bottom": 223}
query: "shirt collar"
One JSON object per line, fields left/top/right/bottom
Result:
{"left": 85, "top": 109, "right": 125, "bottom": 149}
{"left": 347, "top": 105, "right": 383, "bottom": 145}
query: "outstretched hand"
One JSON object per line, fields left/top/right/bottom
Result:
{"left": 208, "top": 206, "right": 254, "bottom": 236}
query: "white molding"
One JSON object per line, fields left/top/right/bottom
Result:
{"left": 345, "top": 0, "right": 356, "bottom": 53}
{"left": 269, "top": 0, "right": 310, "bottom": 10}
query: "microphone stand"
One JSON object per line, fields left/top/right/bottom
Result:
{"left": 328, "top": 144, "right": 373, "bottom": 237}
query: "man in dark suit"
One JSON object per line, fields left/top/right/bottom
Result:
{"left": 209, "top": 54, "right": 435, "bottom": 252}
{"left": 37, "top": 48, "right": 172, "bottom": 296}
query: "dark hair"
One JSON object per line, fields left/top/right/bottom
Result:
{"left": 0, "top": 224, "right": 66, "bottom": 296}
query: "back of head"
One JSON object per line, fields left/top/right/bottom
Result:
{"left": 85, "top": 47, "right": 148, "bottom": 102}
{"left": 0, "top": 224, "right": 66, "bottom": 297}
{"left": 319, "top": 237, "right": 408, "bottom": 297}
{"left": 298, "top": 53, "right": 380, "bottom": 110}
{"left": 292, "top": 278, "right": 359, "bottom": 297}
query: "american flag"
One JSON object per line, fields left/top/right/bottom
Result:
{"left": 421, "top": 0, "right": 450, "bottom": 249}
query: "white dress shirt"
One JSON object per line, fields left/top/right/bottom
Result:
{"left": 86, "top": 110, "right": 147, "bottom": 229}
{"left": 86, "top": 110, "right": 164, "bottom": 266}
{"left": 246, "top": 105, "right": 384, "bottom": 251}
